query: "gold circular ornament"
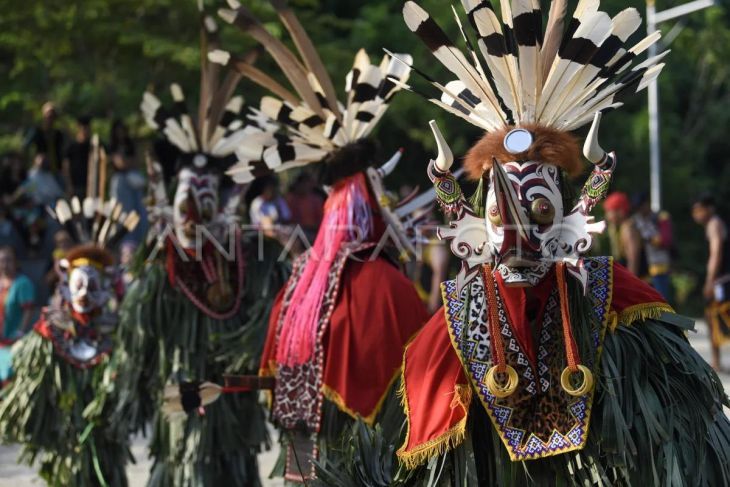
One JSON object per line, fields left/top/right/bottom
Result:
{"left": 487, "top": 204, "right": 502, "bottom": 226}
{"left": 206, "top": 282, "right": 234, "bottom": 311}
{"left": 530, "top": 197, "right": 555, "bottom": 225}
{"left": 485, "top": 365, "right": 519, "bottom": 398}
{"left": 560, "top": 365, "right": 594, "bottom": 397}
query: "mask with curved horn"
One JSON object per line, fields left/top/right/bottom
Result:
{"left": 576, "top": 112, "right": 617, "bottom": 216}
{"left": 429, "top": 120, "right": 453, "bottom": 173}
{"left": 583, "top": 112, "right": 613, "bottom": 169}
{"left": 377, "top": 148, "right": 404, "bottom": 177}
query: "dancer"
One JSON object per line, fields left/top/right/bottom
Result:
{"left": 106, "top": 10, "right": 289, "bottom": 487}
{"left": 215, "top": 1, "right": 430, "bottom": 481}
{"left": 391, "top": 1, "right": 730, "bottom": 485}
{"left": 0, "top": 194, "right": 139, "bottom": 487}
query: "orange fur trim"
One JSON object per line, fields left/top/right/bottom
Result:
{"left": 463, "top": 125, "right": 583, "bottom": 180}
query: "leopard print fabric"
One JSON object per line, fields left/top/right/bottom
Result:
{"left": 271, "top": 243, "right": 375, "bottom": 432}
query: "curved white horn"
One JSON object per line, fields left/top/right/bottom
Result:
{"left": 378, "top": 148, "right": 404, "bottom": 177}
{"left": 429, "top": 120, "right": 453, "bottom": 172}
{"left": 583, "top": 112, "right": 609, "bottom": 166}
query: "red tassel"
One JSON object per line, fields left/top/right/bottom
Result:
{"left": 556, "top": 262, "right": 581, "bottom": 372}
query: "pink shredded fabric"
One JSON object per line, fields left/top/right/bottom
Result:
{"left": 277, "top": 173, "right": 373, "bottom": 366}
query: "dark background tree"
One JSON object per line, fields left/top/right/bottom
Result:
{"left": 1, "top": 0, "right": 728, "bottom": 312}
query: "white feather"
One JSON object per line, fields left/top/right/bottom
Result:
{"left": 403, "top": 1, "right": 506, "bottom": 128}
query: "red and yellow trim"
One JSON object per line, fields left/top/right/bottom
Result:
{"left": 396, "top": 330, "right": 472, "bottom": 469}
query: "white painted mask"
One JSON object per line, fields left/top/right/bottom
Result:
{"left": 486, "top": 161, "right": 564, "bottom": 286}
{"left": 62, "top": 264, "right": 111, "bottom": 314}
{"left": 173, "top": 166, "right": 220, "bottom": 249}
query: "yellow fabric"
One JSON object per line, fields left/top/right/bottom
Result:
{"left": 69, "top": 258, "right": 104, "bottom": 271}
{"left": 707, "top": 301, "right": 730, "bottom": 348}
{"left": 648, "top": 264, "right": 670, "bottom": 277}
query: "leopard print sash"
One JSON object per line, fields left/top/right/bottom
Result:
{"left": 271, "top": 243, "right": 375, "bottom": 432}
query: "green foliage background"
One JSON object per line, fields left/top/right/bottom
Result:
{"left": 1, "top": 0, "right": 729, "bottom": 312}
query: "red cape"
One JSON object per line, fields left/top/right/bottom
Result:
{"left": 398, "top": 260, "right": 673, "bottom": 467}
{"left": 261, "top": 256, "right": 429, "bottom": 422}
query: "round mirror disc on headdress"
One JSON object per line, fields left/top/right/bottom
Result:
{"left": 503, "top": 129, "right": 533, "bottom": 154}
{"left": 193, "top": 154, "right": 208, "bottom": 168}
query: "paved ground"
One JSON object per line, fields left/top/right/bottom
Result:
{"left": 0, "top": 427, "right": 283, "bottom": 487}
{"left": 1, "top": 320, "right": 728, "bottom": 486}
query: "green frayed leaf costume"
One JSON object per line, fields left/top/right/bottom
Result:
{"left": 104, "top": 238, "right": 289, "bottom": 487}
{"left": 0, "top": 324, "right": 129, "bottom": 487}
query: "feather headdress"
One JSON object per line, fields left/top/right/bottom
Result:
{"left": 399, "top": 0, "right": 666, "bottom": 176}
{"left": 141, "top": 5, "right": 267, "bottom": 238}
{"left": 47, "top": 135, "right": 139, "bottom": 252}
{"left": 212, "top": 0, "right": 413, "bottom": 184}
{"left": 140, "top": 5, "right": 269, "bottom": 171}
{"left": 210, "top": 0, "right": 440, "bottom": 259}
{"left": 47, "top": 196, "right": 140, "bottom": 252}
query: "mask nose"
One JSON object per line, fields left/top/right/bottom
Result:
{"left": 75, "top": 273, "right": 89, "bottom": 297}
{"left": 491, "top": 161, "right": 539, "bottom": 256}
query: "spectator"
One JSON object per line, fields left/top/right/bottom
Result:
{"left": 23, "top": 102, "right": 65, "bottom": 174}
{"left": 108, "top": 127, "right": 148, "bottom": 244}
{"left": 62, "top": 115, "right": 92, "bottom": 198}
{"left": 399, "top": 183, "right": 415, "bottom": 200}
{"left": 5, "top": 155, "right": 61, "bottom": 253}
{"left": 632, "top": 192, "right": 674, "bottom": 300}
{"left": 414, "top": 239, "right": 450, "bottom": 314}
{"left": 692, "top": 194, "right": 730, "bottom": 371}
{"left": 285, "top": 172, "right": 324, "bottom": 241}
{"left": 249, "top": 175, "right": 291, "bottom": 227}
{"left": 0, "top": 152, "right": 27, "bottom": 202}
{"left": 603, "top": 192, "right": 641, "bottom": 274}
{"left": 0, "top": 246, "right": 37, "bottom": 383}
{"left": 19, "top": 153, "right": 64, "bottom": 207}
{"left": 249, "top": 176, "right": 291, "bottom": 242}
{"left": 0, "top": 204, "right": 23, "bottom": 255}
{"left": 109, "top": 118, "right": 136, "bottom": 162}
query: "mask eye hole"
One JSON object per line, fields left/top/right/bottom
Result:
{"left": 531, "top": 198, "right": 555, "bottom": 225}
{"left": 487, "top": 204, "right": 502, "bottom": 226}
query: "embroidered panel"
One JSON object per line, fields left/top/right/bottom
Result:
{"left": 443, "top": 257, "right": 613, "bottom": 460}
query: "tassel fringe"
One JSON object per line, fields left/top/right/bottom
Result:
{"left": 397, "top": 383, "right": 472, "bottom": 470}
{"left": 611, "top": 303, "right": 674, "bottom": 332}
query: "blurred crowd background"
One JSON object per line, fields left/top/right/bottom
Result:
{"left": 1, "top": 0, "right": 729, "bottom": 348}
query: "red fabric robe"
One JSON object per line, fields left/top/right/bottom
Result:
{"left": 261, "top": 255, "right": 429, "bottom": 422}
